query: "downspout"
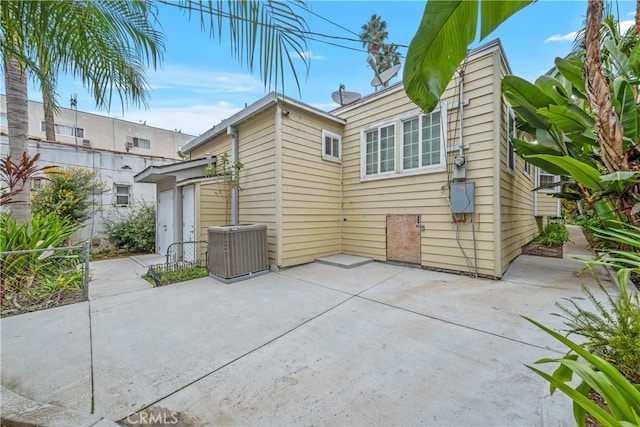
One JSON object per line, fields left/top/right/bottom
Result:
{"left": 227, "top": 125, "right": 239, "bottom": 225}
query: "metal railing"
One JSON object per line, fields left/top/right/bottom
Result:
{"left": 0, "top": 242, "right": 90, "bottom": 317}
{"left": 146, "top": 240, "right": 208, "bottom": 286}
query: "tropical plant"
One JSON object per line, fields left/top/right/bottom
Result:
{"left": 534, "top": 222, "right": 570, "bottom": 247}
{"left": 0, "top": 0, "right": 164, "bottom": 222}
{"left": 525, "top": 315, "right": 640, "bottom": 427}
{"left": 0, "top": 153, "right": 53, "bottom": 206}
{"left": 104, "top": 203, "right": 156, "bottom": 253}
{"left": 205, "top": 152, "right": 244, "bottom": 225}
{"left": 32, "top": 167, "right": 107, "bottom": 226}
{"left": 0, "top": 211, "right": 80, "bottom": 253}
{"left": 554, "top": 275, "right": 640, "bottom": 384}
{"left": 0, "top": 211, "right": 82, "bottom": 310}
{"left": 404, "top": 2, "right": 636, "bottom": 196}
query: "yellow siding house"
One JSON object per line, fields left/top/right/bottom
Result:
{"left": 136, "top": 39, "right": 546, "bottom": 279}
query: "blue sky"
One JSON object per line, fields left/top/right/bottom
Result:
{"left": 4, "top": 0, "right": 637, "bottom": 136}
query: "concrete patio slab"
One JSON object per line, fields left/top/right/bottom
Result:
{"left": 89, "top": 272, "right": 351, "bottom": 421}
{"left": 279, "top": 260, "right": 405, "bottom": 295}
{"left": 0, "top": 302, "right": 92, "bottom": 413}
{"left": 1, "top": 385, "right": 118, "bottom": 427}
{"left": 89, "top": 257, "right": 152, "bottom": 299}
{"left": 315, "top": 253, "right": 374, "bottom": 269}
{"left": 135, "top": 297, "right": 572, "bottom": 426}
{"left": 360, "top": 266, "right": 608, "bottom": 352}
{"left": 2, "top": 244, "right": 612, "bottom": 426}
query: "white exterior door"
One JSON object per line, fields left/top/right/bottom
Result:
{"left": 158, "top": 190, "right": 174, "bottom": 256}
{"left": 182, "top": 186, "right": 196, "bottom": 262}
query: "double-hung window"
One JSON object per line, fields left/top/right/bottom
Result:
{"left": 362, "top": 106, "right": 446, "bottom": 180}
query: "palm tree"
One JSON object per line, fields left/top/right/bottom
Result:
{"left": 360, "top": 14, "right": 388, "bottom": 57}
{"left": 1, "top": 0, "right": 309, "bottom": 223}
{"left": 1, "top": 1, "right": 164, "bottom": 221}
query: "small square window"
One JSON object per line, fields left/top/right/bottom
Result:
{"left": 321, "top": 130, "right": 341, "bottom": 162}
{"left": 133, "top": 137, "right": 150, "bottom": 149}
{"left": 115, "top": 184, "right": 130, "bottom": 206}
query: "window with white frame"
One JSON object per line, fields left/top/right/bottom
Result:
{"left": 40, "top": 121, "right": 84, "bottom": 138}
{"left": 363, "top": 108, "right": 445, "bottom": 179}
{"left": 133, "top": 137, "right": 150, "bottom": 149}
{"left": 322, "top": 130, "right": 341, "bottom": 161}
{"left": 507, "top": 108, "right": 516, "bottom": 172}
{"left": 537, "top": 169, "right": 560, "bottom": 193}
{"left": 114, "top": 184, "right": 131, "bottom": 206}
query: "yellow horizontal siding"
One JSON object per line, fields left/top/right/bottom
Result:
{"left": 338, "top": 50, "right": 499, "bottom": 276}
{"left": 280, "top": 105, "right": 342, "bottom": 267}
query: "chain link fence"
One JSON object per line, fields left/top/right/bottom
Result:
{"left": 146, "top": 240, "right": 208, "bottom": 287}
{"left": 0, "top": 242, "right": 90, "bottom": 317}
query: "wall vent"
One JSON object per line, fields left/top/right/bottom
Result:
{"left": 208, "top": 224, "right": 268, "bottom": 280}
{"left": 82, "top": 139, "right": 91, "bottom": 146}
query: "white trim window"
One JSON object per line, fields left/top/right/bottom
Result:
{"left": 507, "top": 108, "right": 516, "bottom": 173}
{"left": 321, "top": 130, "right": 341, "bottom": 162}
{"left": 361, "top": 106, "right": 447, "bottom": 180}
{"left": 41, "top": 121, "right": 84, "bottom": 138}
{"left": 133, "top": 137, "right": 151, "bottom": 149}
{"left": 537, "top": 169, "right": 560, "bottom": 193}
{"left": 114, "top": 184, "right": 131, "bottom": 206}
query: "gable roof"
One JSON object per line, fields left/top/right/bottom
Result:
{"left": 181, "top": 92, "right": 345, "bottom": 154}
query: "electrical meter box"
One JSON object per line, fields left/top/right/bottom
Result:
{"left": 450, "top": 182, "right": 475, "bottom": 213}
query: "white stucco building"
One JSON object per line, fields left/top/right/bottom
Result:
{"left": 1, "top": 95, "right": 195, "bottom": 249}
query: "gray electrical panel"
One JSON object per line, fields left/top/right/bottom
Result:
{"left": 450, "top": 182, "right": 475, "bottom": 213}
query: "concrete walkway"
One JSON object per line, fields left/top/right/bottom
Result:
{"left": 1, "top": 240, "right": 615, "bottom": 426}
{"left": 89, "top": 254, "right": 163, "bottom": 299}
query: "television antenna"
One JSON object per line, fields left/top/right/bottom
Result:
{"left": 331, "top": 84, "right": 361, "bottom": 106}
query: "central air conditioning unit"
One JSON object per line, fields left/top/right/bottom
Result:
{"left": 208, "top": 224, "right": 268, "bottom": 282}
{"left": 82, "top": 139, "right": 91, "bottom": 146}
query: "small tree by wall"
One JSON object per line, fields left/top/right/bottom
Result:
{"left": 32, "top": 166, "right": 107, "bottom": 226}
{"left": 205, "top": 153, "right": 243, "bottom": 225}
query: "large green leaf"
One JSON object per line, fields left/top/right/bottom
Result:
{"left": 403, "top": 1, "right": 478, "bottom": 113}
{"left": 528, "top": 154, "right": 604, "bottom": 191}
{"left": 538, "top": 104, "right": 593, "bottom": 134}
{"left": 613, "top": 77, "right": 638, "bottom": 141}
{"left": 555, "top": 57, "right": 586, "bottom": 97}
{"left": 479, "top": 0, "right": 533, "bottom": 39}
{"left": 503, "top": 75, "right": 555, "bottom": 109}
{"left": 404, "top": 0, "right": 532, "bottom": 113}
{"left": 629, "top": 42, "right": 640, "bottom": 76}
{"left": 604, "top": 37, "right": 633, "bottom": 81}
{"left": 535, "top": 75, "right": 571, "bottom": 105}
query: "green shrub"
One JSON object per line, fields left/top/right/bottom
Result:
{"left": 525, "top": 315, "right": 640, "bottom": 427}
{"left": 0, "top": 212, "right": 83, "bottom": 314}
{"left": 534, "top": 222, "right": 570, "bottom": 246}
{"left": 0, "top": 211, "right": 80, "bottom": 252}
{"left": 104, "top": 204, "right": 155, "bottom": 253}
{"left": 554, "top": 278, "right": 640, "bottom": 384}
{"left": 32, "top": 167, "right": 107, "bottom": 226}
